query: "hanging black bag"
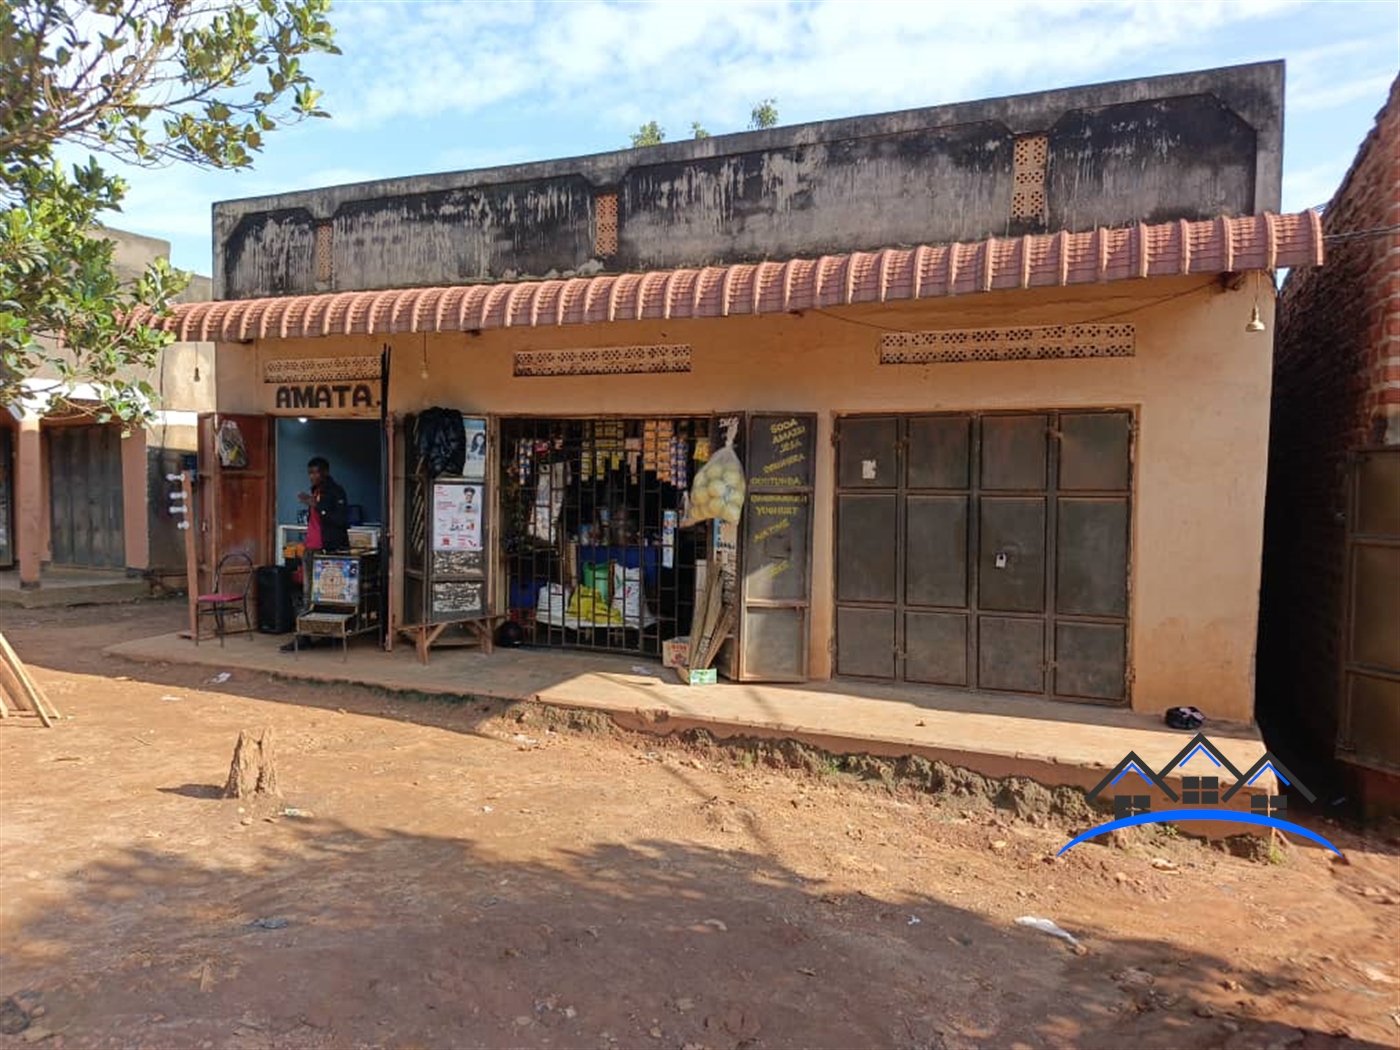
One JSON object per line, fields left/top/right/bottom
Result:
{"left": 415, "top": 407, "right": 466, "bottom": 477}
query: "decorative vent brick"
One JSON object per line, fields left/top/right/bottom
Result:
{"left": 1013, "top": 135, "right": 1049, "bottom": 170}
{"left": 514, "top": 344, "right": 691, "bottom": 378}
{"left": 879, "top": 323, "right": 1134, "bottom": 365}
{"left": 1011, "top": 134, "right": 1049, "bottom": 223}
{"left": 314, "top": 222, "right": 334, "bottom": 283}
{"left": 594, "top": 192, "right": 619, "bottom": 257}
{"left": 263, "top": 355, "right": 382, "bottom": 384}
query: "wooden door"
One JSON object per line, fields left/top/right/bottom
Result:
{"left": 197, "top": 413, "right": 272, "bottom": 588}
{"left": 47, "top": 424, "right": 125, "bottom": 569}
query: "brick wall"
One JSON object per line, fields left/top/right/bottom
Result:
{"left": 1257, "top": 77, "right": 1400, "bottom": 797}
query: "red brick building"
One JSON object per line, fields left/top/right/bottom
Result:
{"left": 1259, "top": 76, "right": 1400, "bottom": 813}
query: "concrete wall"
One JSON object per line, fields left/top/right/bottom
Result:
{"left": 217, "top": 274, "right": 1274, "bottom": 722}
{"left": 1258, "top": 77, "right": 1400, "bottom": 803}
{"left": 101, "top": 230, "right": 217, "bottom": 575}
{"left": 213, "top": 63, "right": 1284, "bottom": 300}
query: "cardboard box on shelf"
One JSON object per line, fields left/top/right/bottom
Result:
{"left": 662, "top": 636, "right": 690, "bottom": 669}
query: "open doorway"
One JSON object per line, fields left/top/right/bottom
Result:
{"left": 273, "top": 417, "right": 385, "bottom": 564}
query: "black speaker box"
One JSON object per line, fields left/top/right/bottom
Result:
{"left": 256, "top": 564, "right": 296, "bottom": 634}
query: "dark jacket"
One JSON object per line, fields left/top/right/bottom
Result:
{"left": 314, "top": 475, "right": 351, "bottom": 551}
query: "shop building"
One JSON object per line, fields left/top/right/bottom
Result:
{"left": 155, "top": 62, "right": 1323, "bottom": 724}
{"left": 1, "top": 228, "right": 214, "bottom": 593}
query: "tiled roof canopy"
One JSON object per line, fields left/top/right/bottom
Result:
{"left": 152, "top": 212, "right": 1322, "bottom": 343}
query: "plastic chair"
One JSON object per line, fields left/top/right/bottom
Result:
{"left": 197, "top": 551, "right": 254, "bottom": 646}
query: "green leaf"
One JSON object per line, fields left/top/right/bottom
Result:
{"left": 0, "top": 0, "right": 340, "bottom": 421}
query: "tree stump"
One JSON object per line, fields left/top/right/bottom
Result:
{"left": 223, "top": 727, "right": 282, "bottom": 799}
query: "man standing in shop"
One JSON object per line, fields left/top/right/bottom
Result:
{"left": 281, "top": 456, "right": 351, "bottom": 652}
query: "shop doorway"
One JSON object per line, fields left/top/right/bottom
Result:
{"left": 273, "top": 418, "right": 385, "bottom": 553}
{"left": 500, "top": 417, "right": 711, "bottom": 658}
{"left": 834, "top": 410, "right": 1133, "bottom": 704}
{"left": 197, "top": 413, "right": 388, "bottom": 640}
{"left": 47, "top": 423, "right": 126, "bottom": 569}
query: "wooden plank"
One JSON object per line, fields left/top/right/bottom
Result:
{"left": 0, "top": 655, "right": 27, "bottom": 713}
{"left": 420, "top": 624, "right": 446, "bottom": 664}
{"left": 700, "top": 606, "right": 737, "bottom": 670}
{"left": 0, "top": 632, "right": 56, "bottom": 727}
{"left": 180, "top": 471, "right": 199, "bottom": 639}
{"left": 693, "top": 569, "right": 723, "bottom": 668}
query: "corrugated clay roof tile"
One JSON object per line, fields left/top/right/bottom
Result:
{"left": 145, "top": 211, "right": 1323, "bottom": 342}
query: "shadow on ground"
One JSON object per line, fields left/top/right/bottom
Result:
{"left": 0, "top": 812, "right": 1388, "bottom": 1050}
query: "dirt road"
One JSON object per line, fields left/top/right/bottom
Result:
{"left": 1, "top": 601, "right": 1398, "bottom": 1049}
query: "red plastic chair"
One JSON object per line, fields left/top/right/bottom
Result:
{"left": 197, "top": 551, "right": 254, "bottom": 646}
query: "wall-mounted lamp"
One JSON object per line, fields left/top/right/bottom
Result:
{"left": 420, "top": 333, "right": 430, "bottom": 381}
{"left": 297, "top": 416, "right": 308, "bottom": 424}
{"left": 1245, "top": 271, "right": 1267, "bottom": 333}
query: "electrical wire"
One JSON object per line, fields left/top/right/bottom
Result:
{"left": 1322, "top": 223, "right": 1400, "bottom": 244}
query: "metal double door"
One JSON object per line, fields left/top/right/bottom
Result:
{"left": 835, "top": 411, "right": 1132, "bottom": 704}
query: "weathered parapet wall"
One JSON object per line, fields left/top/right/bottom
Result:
{"left": 214, "top": 62, "right": 1283, "bottom": 300}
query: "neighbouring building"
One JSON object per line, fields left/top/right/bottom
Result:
{"left": 1258, "top": 76, "right": 1400, "bottom": 813}
{"left": 154, "top": 62, "right": 1323, "bottom": 726}
{"left": 0, "top": 228, "right": 215, "bottom": 589}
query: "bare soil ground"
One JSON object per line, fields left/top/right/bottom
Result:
{"left": 1, "top": 600, "right": 1398, "bottom": 1050}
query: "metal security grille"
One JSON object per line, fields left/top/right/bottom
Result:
{"left": 500, "top": 417, "right": 711, "bottom": 657}
{"left": 834, "top": 410, "right": 1134, "bottom": 704}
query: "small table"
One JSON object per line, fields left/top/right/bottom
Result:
{"left": 398, "top": 616, "right": 506, "bottom": 665}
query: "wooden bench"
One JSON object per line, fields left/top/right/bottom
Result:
{"left": 398, "top": 616, "right": 506, "bottom": 665}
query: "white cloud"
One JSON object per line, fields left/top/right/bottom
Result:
{"left": 1292, "top": 73, "right": 1395, "bottom": 114}
{"left": 39, "top": 0, "right": 1390, "bottom": 271}
{"left": 1285, "top": 33, "right": 1397, "bottom": 113}
{"left": 1283, "top": 161, "right": 1345, "bottom": 211}
{"left": 320, "top": 0, "right": 1309, "bottom": 134}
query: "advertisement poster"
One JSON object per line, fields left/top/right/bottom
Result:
{"left": 434, "top": 483, "right": 483, "bottom": 551}
{"left": 463, "top": 417, "right": 487, "bottom": 480}
{"left": 312, "top": 556, "right": 360, "bottom": 605}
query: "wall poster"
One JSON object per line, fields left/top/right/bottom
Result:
{"left": 463, "top": 417, "right": 488, "bottom": 479}
{"left": 433, "top": 482, "right": 483, "bottom": 551}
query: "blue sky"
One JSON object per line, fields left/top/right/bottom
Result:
{"left": 98, "top": 0, "right": 1399, "bottom": 275}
